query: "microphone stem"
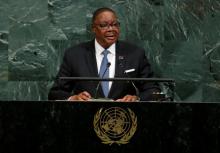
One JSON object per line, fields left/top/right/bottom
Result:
{"left": 94, "top": 62, "right": 111, "bottom": 99}
{"left": 131, "top": 81, "right": 140, "bottom": 97}
{"left": 124, "top": 72, "right": 140, "bottom": 98}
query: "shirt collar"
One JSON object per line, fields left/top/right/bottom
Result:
{"left": 95, "top": 39, "right": 116, "bottom": 55}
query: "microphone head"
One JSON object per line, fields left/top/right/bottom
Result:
{"left": 107, "top": 62, "right": 111, "bottom": 67}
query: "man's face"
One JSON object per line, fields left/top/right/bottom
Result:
{"left": 92, "top": 11, "right": 120, "bottom": 48}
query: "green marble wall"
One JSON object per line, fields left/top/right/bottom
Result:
{"left": 0, "top": 0, "right": 219, "bottom": 101}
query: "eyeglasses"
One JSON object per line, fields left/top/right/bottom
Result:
{"left": 94, "top": 21, "right": 120, "bottom": 30}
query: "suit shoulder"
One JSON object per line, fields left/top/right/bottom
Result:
{"left": 117, "top": 40, "right": 145, "bottom": 54}
{"left": 119, "top": 40, "right": 144, "bottom": 48}
{"left": 64, "top": 41, "right": 92, "bottom": 55}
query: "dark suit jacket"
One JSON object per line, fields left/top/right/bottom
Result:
{"left": 48, "top": 40, "right": 160, "bottom": 101}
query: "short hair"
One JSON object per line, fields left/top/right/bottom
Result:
{"left": 92, "top": 7, "right": 117, "bottom": 24}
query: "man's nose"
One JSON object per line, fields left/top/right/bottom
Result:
{"left": 108, "top": 25, "right": 114, "bottom": 30}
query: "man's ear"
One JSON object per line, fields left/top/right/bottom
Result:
{"left": 91, "top": 25, "right": 96, "bottom": 33}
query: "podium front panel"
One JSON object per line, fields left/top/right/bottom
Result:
{"left": 0, "top": 101, "right": 219, "bottom": 153}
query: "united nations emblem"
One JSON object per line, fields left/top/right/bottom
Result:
{"left": 93, "top": 107, "right": 137, "bottom": 145}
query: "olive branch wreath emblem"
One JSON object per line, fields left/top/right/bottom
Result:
{"left": 93, "top": 107, "right": 137, "bottom": 145}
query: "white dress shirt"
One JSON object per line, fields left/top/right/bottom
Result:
{"left": 95, "top": 39, "right": 115, "bottom": 90}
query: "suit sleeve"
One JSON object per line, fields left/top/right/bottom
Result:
{"left": 48, "top": 49, "right": 74, "bottom": 100}
{"left": 137, "top": 49, "right": 161, "bottom": 101}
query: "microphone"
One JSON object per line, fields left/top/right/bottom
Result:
{"left": 94, "top": 62, "right": 111, "bottom": 99}
{"left": 124, "top": 70, "right": 140, "bottom": 100}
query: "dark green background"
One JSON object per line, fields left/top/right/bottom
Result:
{"left": 0, "top": 0, "right": 219, "bottom": 101}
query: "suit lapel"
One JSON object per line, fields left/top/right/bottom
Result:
{"left": 85, "top": 40, "right": 105, "bottom": 97}
{"left": 85, "top": 41, "right": 127, "bottom": 99}
{"left": 85, "top": 40, "right": 99, "bottom": 77}
{"left": 108, "top": 41, "right": 126, "bottom": 98}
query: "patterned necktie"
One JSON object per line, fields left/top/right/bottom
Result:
{"left": 99, "top": 50, "right": 109, "bottom": 97}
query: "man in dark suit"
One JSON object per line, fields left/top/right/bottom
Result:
{"left": 48, "top": 7, "right": 160, "bottom": 102}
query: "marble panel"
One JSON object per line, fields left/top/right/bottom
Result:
{"left": 8, "top": 0, "right": 49, "bottom": 81}
{"left": 0, "top": 0, "right": 219, "bottom": 101}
